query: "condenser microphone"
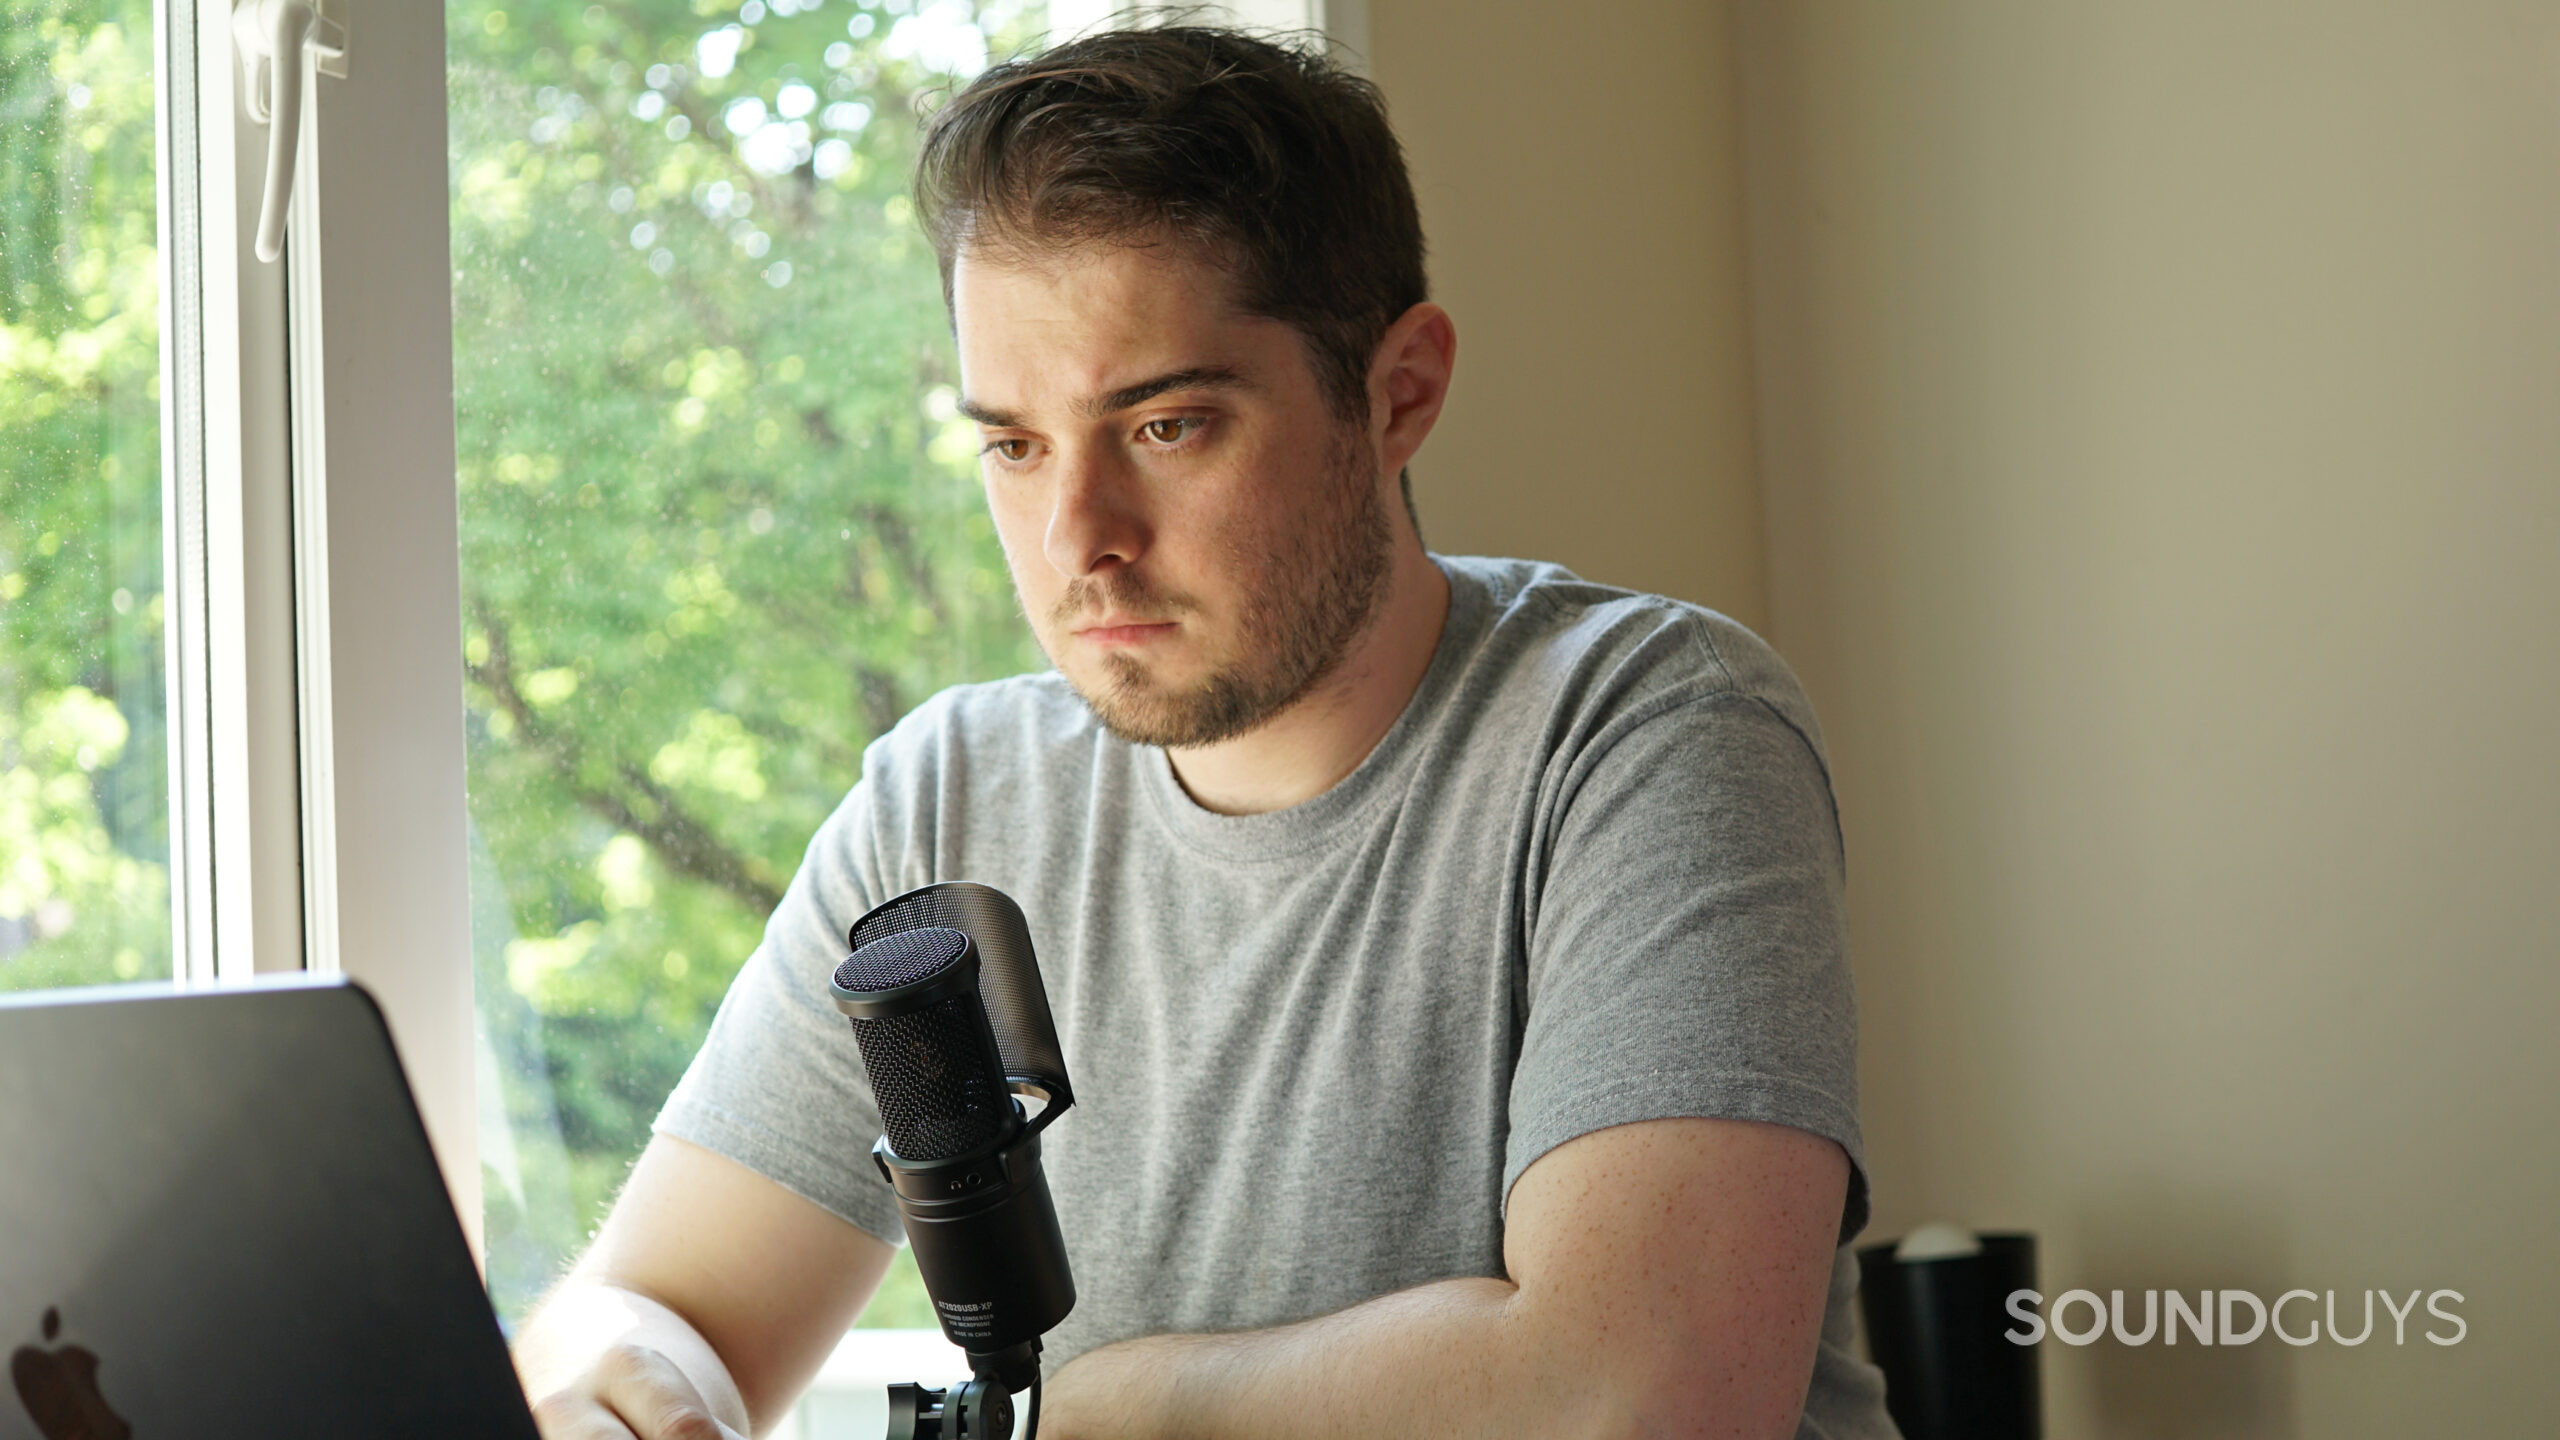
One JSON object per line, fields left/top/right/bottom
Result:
{"left": 830, "top": 883, "right": 1076, "bottom": 1436}
{"left": 834, "top": 928, "right": 1024, "bottom": 1162}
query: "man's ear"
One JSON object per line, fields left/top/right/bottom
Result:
{"left": 1366, "top": 302, "right": 1457, "bottom": 480}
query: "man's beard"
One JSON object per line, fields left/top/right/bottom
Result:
{"left": 1044, "top": 427, "right": 1395, "bottom": 749}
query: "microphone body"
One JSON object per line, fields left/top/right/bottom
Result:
{"left": 831, "top": 924, "right": 1074, "bottom": 1392}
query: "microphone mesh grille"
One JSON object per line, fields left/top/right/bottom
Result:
{"left": 848, "top": 884, "right": 1070, "bottom": 1112}
{"left": 834, "top": 927, "right": 969, "bottom": 994}
{"left": 848, "top": 995, "right": 1014, "bottom": 1161}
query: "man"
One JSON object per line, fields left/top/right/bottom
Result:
{"left": 516, "top": 27, "right": 1895, "bottom": 1440}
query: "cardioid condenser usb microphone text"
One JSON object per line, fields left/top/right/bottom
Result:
{"left": 830, "top": 882, "right": 1077, "bottom": 1440}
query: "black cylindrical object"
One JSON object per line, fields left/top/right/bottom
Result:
{"left": 833, "top": 929, "right": 1019, "bottom": 1162}
{"left": 872, "top": 1127, "right": 1075, "bottom": 1376}
{"left": 1856, "top": 1232, "right": 2042, "bottom": 1440}
{"left": 832, "top": 926, "right": 1076, "bottom": 1381}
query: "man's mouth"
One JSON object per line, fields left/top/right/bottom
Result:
{"left": 1071, "top": 616, "right": 1180, "bottom": 646}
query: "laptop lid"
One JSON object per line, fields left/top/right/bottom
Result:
{"left": 0, "top": 976, "right": 540, "bottom": 1439}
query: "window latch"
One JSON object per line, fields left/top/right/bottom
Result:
{"left": 230, "top": 0, "right": 349, "bottom": 263}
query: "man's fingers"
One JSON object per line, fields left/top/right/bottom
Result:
{"left": 593, "top": 1342, "right": 752, "bottom": 1440}
{"left": 526, "top": 1343, "right": 748, "bottom": 1440}
{"left": 528, "top": 1386, "right": 640, "bottom": 1440}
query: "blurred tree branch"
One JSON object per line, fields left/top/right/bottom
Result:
{"left": 466, "top": 600, "right": 785, "bottom": 915}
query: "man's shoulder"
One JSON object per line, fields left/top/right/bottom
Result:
{"left": 1446, "top": 555, "right": 1826, "bottom": 760}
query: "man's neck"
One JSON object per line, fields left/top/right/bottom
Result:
{"left": 1165, "top": 542, "right": 1450, "bottom": 817}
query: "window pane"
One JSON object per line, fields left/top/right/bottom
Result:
{"left": 0, "top": 2, "right": 172, "bottom": 992}
{"left": 446, "top": 0, "right": 1045, "bottom": 1331}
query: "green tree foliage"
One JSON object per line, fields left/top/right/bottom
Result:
{"left": 447, "top": 0, "right": 1047, "bottom": 1325}
{"left": 0, "top": 1, "right": 171, "bottom": 992}
{"left": 1, "top": 0, "right": 1046, "bottom": 1334}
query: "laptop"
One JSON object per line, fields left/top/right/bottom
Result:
{"left": 0, "top": 976, "right": 541, "bottom": 1439}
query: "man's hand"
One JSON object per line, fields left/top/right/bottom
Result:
{"left": 513, "top": 1135, "right": 898, "bottom": 1439}
{"left": 526, "top": 1333, "right": 750, "bottom": 1440}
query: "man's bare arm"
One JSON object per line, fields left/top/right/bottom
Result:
{"left": 1038, "top": 1116, "right": 1847, "bottom": 1440}
{"left": 514, "top": 1134, "right": 898, "bottom": 1439}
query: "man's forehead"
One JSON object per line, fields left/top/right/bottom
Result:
{"left": 954, "top": 240, "right": 1239, "bottom": 336}
{"left": 951, "top": 241, "right": 1291, "bottom": 418}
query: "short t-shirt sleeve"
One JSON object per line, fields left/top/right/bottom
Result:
{"left": 653, "top": 781, "right": 908, "bottom": 1245}
{"left": 1505, "top": 688, "right": 1869, "bottom": 1243}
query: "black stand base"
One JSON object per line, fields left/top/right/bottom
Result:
{"left": 885, "top": 1377, "right": 1012, "bottom": 1440}
{"left": 883, "top": 1341, "right": 1043, "bottom": 1440}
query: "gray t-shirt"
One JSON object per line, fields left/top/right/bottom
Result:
{"left": 658, "top": 555, "right": 1895, "bottom": 1436}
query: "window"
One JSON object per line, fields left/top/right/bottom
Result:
{"left": 5, "top": 1, "right": 1348, "bottom": 1426}
{"left": 446, "top": 0, "right": 1047, "bottom": 1334}
{"left": 1, "top": 0, "right": 173, "bottom": 994}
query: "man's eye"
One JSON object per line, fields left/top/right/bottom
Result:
{"left": 1139, "top": 417, "right": 1202, "bottom": 446}
{"left": 983, "top": 437, "right": 1033, "bottom": 463}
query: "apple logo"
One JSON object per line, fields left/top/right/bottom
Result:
{"left": 10, "top": 1308, "right": 131, "bottom": 1440}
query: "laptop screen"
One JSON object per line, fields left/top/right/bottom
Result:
{"left": 0, "top": 977, "right": 538, "bottom": 1439}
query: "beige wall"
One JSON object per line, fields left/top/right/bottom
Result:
{"left": 1367, "top": 0, "right": 1768, "bottom": 629}
{"left": 1735, "top": 2, "right": 2560, "bottom": 1435}
{"left": 1376, "top": 0, "right": 2558, "bottom": 1431}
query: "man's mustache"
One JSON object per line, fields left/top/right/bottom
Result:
{"left": 1052, "top": 572, "right": 1198, "bottom": 628}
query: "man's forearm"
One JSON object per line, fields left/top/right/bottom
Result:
{"left": 1039, "top": 1276, "right": 1661, "bottom": 1440}
{"left": 513, "top": 1278, "right": 753, "bottom": 1434}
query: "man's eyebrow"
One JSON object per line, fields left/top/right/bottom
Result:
{"left": 1083, "top": 365, "right": 1252, "bottom": 418}
{"left": 955, "top": 394, "right": 1021, "bottom": 427}
{"left": 958, "top": 365, "right": 1255, "bottom": 430}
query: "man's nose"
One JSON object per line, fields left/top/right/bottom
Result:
{"left": 1042, "top": 439, "right": 1148, "bottom": 579}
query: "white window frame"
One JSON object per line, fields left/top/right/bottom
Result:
{"left": 164, "top": 0, "right": 302, "bottom": 989}
{"left": 160, "top": 0, "right": 479, "bottom": 1251}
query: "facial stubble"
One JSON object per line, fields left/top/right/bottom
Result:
{"left": 1044, "top": 425, "right": 1394, "bottom": 749}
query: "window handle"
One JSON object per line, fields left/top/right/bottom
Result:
{"left": 230, "top": 0, "right": 348, "bottom": 263}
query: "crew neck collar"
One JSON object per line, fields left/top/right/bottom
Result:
{"left": 1136, "top": 555, "right": 1487, "bottom": 863}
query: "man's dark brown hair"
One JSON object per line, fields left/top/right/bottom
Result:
{"left": 914, "top": 26, "right": 1428, "bottom": 426}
